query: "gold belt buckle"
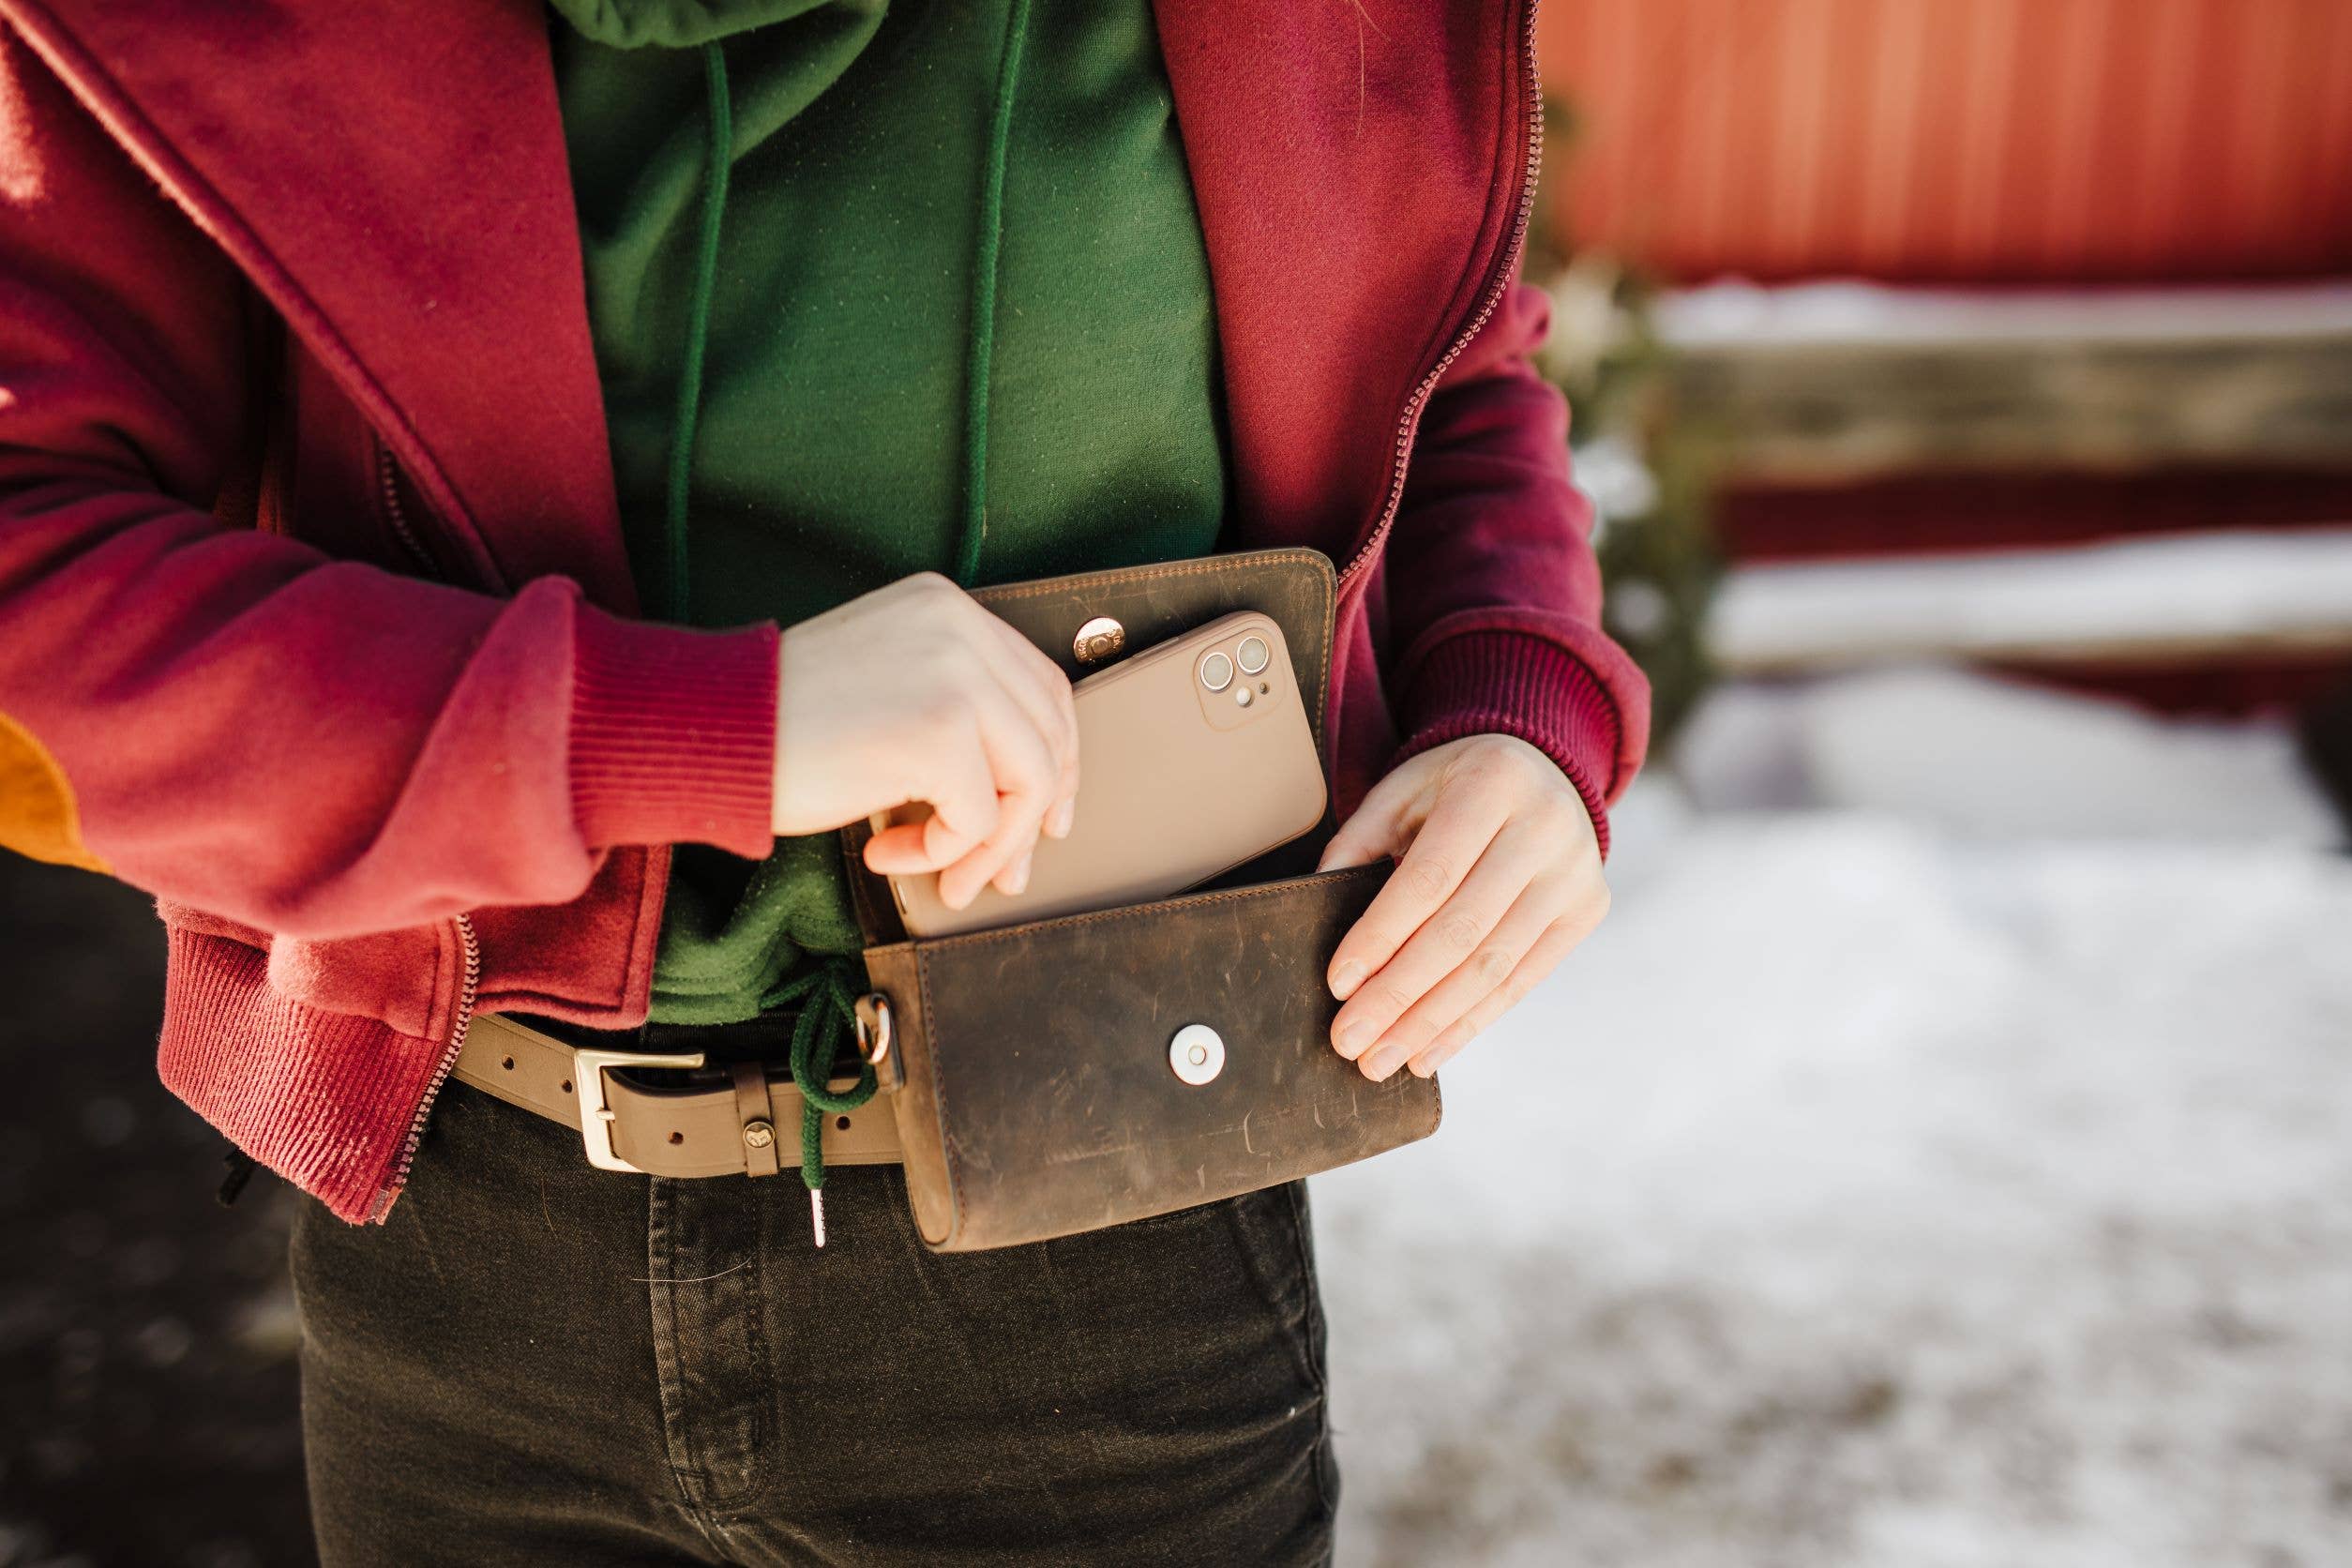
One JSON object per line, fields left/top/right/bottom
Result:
{"left": 572, "top": 1047, "right": 707, "bottom": 1173}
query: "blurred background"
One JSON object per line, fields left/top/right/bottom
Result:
{"left": 6, "top": 2, "right": 2349, "bottom": 1564}
{"left": 1322, "top": 2, "right": 2352, "bottom": 1565}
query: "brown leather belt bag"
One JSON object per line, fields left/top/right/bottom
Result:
{"left": 468, "top": 550, "right": 1440, "bottom": 1251}
{"left": 849, "top": 550, "right": 1440, "bottom": 1250}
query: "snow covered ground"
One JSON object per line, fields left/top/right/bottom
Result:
{"left": 1316, "top": 669, "right": 2352, "bottom": 1568}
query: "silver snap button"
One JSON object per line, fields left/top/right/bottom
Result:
{"left": 1168, "top": 1023, "right": 1225, "bottom": 1086}
{"left": 743, "top": 1120, "right": 776, "bottom": 1150}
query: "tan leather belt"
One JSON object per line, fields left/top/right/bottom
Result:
{"left": 455, "top": 1012, "right": 904, "bottom": 1178}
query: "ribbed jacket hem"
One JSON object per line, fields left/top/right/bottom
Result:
{"left": 569, "top": 607, "right": 777, "bottom": 860}
{"left": 156, "top": 926, "right": 447, "bottom": 1224}
{"left": 1391, "top": 627, "right": 1624, "bottom": 857}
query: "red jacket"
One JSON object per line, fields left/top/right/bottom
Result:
{"left": 0, "top": 0, "right": 1649, "bottom": 1221}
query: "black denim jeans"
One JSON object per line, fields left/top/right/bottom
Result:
{"left": 290, "top": 1078, "right": 1337, "bottom": 1565}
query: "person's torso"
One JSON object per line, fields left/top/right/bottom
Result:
{"left": 9, "top": 0, "right": 1541, "bottom": 1220}
{"left": 550, "top": 0, "right": 1232, "bottom": 1024}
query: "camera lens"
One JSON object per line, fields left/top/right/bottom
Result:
{"left": 1236, "top": 635, "right": 1271, "bottom": 675}
{"left": 1199, "top": 651, "right": 1234, "bottom": 691}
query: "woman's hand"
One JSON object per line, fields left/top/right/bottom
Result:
{"left": 774, "top": 572, "right": 1079, "bottom": 910}
{"left": 1319, "top": 734, "right": 1609, "bottom": 1081}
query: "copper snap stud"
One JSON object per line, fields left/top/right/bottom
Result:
{"left": 1073, "top": 615, "right": 1126, "bottom": 665}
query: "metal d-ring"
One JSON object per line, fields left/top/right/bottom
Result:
{"left": 852, "top": 992, "right": 894, "bottom": 1067}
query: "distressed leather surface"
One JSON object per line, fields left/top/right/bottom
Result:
{"left": 970, "top": 548, "right": 1334, "bottom": 734}
{"left": 864, "top": 863, "right": 1440, "bottom": 1251}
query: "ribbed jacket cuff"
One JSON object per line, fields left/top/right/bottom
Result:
{"left": 1392, "top": 628, "right": 1624, "bottom": 857}
{"left": 569, "top": 607, "right": 777, "bottom": 859}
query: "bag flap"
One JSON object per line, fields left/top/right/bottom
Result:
{"left": 864, "top": 864, "right": 1440, "bottom": 1251}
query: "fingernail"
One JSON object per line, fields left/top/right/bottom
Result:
{"left": 1005, "top": 854, "right": 1032, "bottom": 894}
{"left": 1330, "top": 960, "right": 1364, "bottom": 1001}
{"left": 1360, "top": 1050, "right": 1397, "bottom": 1083}
{"left": 1333, "top": 1018, "right": 1369, "bottom": 1060}
{"left": 1048, "top": 800, "right": 1075, "bottom": 838}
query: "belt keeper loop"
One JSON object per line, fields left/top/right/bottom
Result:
{"left": 731, "top": 1061, "right": 782, "bottom": 1178}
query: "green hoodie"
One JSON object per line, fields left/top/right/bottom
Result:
{"left": 549, "top": 0, "right": 1230, "bottom": 1025}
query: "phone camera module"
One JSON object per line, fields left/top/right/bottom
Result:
{"left": 1199, "top": 651, "right": 1234, "bottom": 692}
{"left": 1236, "top": 634, "right": 1271, "bottom": 675}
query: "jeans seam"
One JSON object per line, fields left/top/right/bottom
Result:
{"left": 1281, "top": 1182, "right": 1340, "bottom": 1519}
{"left": 647, "top": 1177, "right": 761, "bottom": 1551}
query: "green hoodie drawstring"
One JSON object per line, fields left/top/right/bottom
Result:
{"left": 955, "top": 0, "right": 1034, "bottom": 588}
{"left": 663, "top": 7, "right": 1035, "bottom": 1230}
{"left": 668, "top": 0, "right": 1032, "bottom": 617}
{"left": 661, "top": 39, "right": 734, "bottom": 623}
{"left": 761, "top": 956, "right": 878, "bottom": 1192}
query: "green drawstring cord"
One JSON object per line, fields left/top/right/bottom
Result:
{"left": 762, "top": 958, "right": 879, "bottom": 1193}
{"left": 661, "top": 40, "right": 734, "bottom": 623}
{"left": 674, "top": 6, "right": 1028, "bottom": 611}
{"left": 955, "top": 0, "right": 1034, "bottom": 588}
{"left": 667, "top": 4, "right": 1035, "bottom": 1209}
{"left": 675, "top": 40, "right": 878, "bottom": 1199}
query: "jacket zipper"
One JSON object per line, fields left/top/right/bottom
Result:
{"left": 1336, "top": 0, "right": 1546, "bottom": 596}
{"left": 371, "top": 911, "right": 480, "bottom": 1221}
{"left": 371, "top": 438, "right": 485, "bottom": 1215}
{"left": 376, "top": 438, "right": 442, "bottom": 579}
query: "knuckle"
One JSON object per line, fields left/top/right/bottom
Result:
{"left": 918, "top": 636, "right": 976, "bottom": 685}
{"left": 1404, "top": 854, "right": 1453, "bottom": 903}
{"left": 1388, "top": 1014, "right": 1437, "bottom": 1050}
{"left": 1472, "top": 944, "right": 1515, "bottom": 986}
{"left": 1367, "top": 982, "right": 1416, "bottom": 1018}
{"left": 1444, "top": 750, "right": 1504, "bottom": 792}
{"left": 905, "top": 570, "right": 957, "bottom": 605}
{"left": 1433, "top": 908, "right": 1484, "bottom": 954}
{"left": 1446, "top": 738, "right": 1528, "bottom": 792}
{"left": 917, "top": 689, "right": 968, "bottom": 731}
{"left": 1535, "top": 797, "right": 1583, "bottom": 838}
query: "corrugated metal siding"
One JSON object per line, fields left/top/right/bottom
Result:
{"left": 1541, "top": 0, "right": 2352, "bottom": 282}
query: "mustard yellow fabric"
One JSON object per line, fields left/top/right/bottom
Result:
{"left": 0, "top": 709, "right": 109, "bottom": 873}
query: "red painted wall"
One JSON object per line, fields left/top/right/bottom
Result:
{"left": 1541, "top": 0, "right": 2352, "bottom": 283}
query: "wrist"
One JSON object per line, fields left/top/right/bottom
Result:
{"left": 1393, "top": 627, "right": 1627, "bottom": 858}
